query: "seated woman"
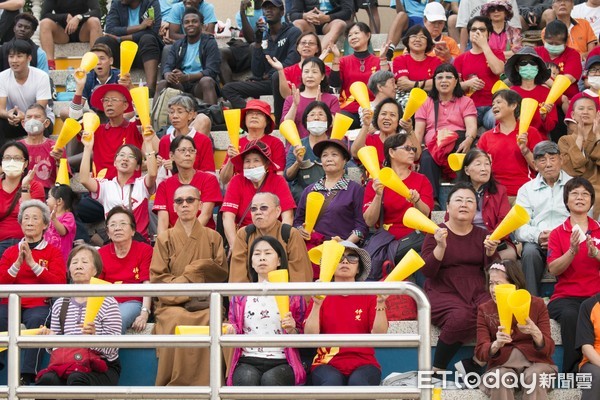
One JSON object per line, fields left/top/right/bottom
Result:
{"left": 227, "top": 236, "right": 306, "bottom": 386}
{"left": 558, "top": 97, "right": 600, "bottom": 219}
{"left": 98, "top": 207, "right": 153, "bottom": 334}
{"left": 421, "top": 182, "right": 499, "bottom": 373}
{"left": 481, "top": 0, "right": 522, "bottom": 58}
{"left": 505, "top": 48, "right": 557, "bottom": 139}
{"left": 36, "top": 244, "right": 122, "bottom": 386}
{"left": 0, "top": 200, "right": 66, "bottom": 384}
{"left": 294, "top": 139, "right": 368, "bottom": 279}
{"left": 477, "top": 89, "right": 543, "bottom": 201}
{"left": 284, "top": 101, "right": 330, "bottom": 204}
{"left": 282, "top": 57, "right": 340, "bottom": 139}
{"left": 363, "top": 134, "right": 433, "bottom": 278}
{"left": 153, "top": 136, "right": 222, "bottom": 234}
{"left": 414, "top": 64, "right": 477, "bottom": 203}
{"left": 455, "top": 149, "right": 516, "bottom": 260}
{"left": 220, "top": 100, "right": 286, "bottom": 185}
{"left": 304, "top": 241, "right": 388, "bottom": 386}
{"left": 475, "top": 260, "right": 557, "bottom": 398}
{"left": 547, "top": 177, "right": 600, "bottom": 374}
{"left": 221, "top": 141, "right": 296, "bottom": 252}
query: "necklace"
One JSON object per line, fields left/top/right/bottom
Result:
{"left": 359, "top": 59, "right": 365, "bottom": 73}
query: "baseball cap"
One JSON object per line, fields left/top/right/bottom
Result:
{"left": 262, "top": 0, "right": 284, "bottom": 7}
{"left": 424, "top": 2, "right": 447, "bottom": 22}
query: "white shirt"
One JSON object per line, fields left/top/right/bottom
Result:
{"left": 572, "top": 3, "right": 600, "bottom": 37}
{"left": 0, "top": 66, "right": 54, "bottom": 123}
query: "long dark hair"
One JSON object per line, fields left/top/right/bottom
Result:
{"left": 169, "top": 135, "right": 196, "bottom": 174}
{"left": 429, "top": 64, "right": 464, "bottom": 101}
{"left": 247, "top": 236, "right": 289, "bottom": 283}
{"left": 299, "top": 57, "right": 330, "bottom": 93}
{"left": 456, "top": 148, "right": 499, "bottom": 195}
{"left": 49, "top": 184, "right": 80, "bottom": 212}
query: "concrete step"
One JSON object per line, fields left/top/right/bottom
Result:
{"left": 50, "top": 69, "right": 147, "bottom": 87}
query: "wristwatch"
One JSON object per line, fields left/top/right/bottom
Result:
{"left": 76, "top": 14, "right": 83, "bottom": 21}
{"left": 141, "top": 307, "right": 150, "bottom": 314}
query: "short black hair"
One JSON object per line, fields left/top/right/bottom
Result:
{"left": 492, "top": 89, "right": 522, "bottom": 119}
{"left": 563, "top": 176, "right": 595, "bottom": 212}
{"left": 299, "top": 57, "right": 330, "bottom": 93}
{"left": 183, "top": 7, "right": 204, "bottom": 24}
{"left": 7, "top": 39, "right": 32, "bottom": 56}
{"left": 247, "top": 235, "right": 289, "bottom": 283}
{"left": 373, "top": 98, "right": 402, "bottom": 132}
{"left": 14, "top": 13, "right": 39, "bottom": 32}
{"left": 301, "top": 101, "right": 333, "bottom": 129}
{"left": 402, "top": 25, "right": 434, "bottom": 54}
{"left": 446, "top": 181, "right": 477, "bottom": 205}
{"left": 170, "top": 135, "right": 196, "bottom": 174}
{"left": 467, "top": 16, "right": 493, "bottom": 35}
{"left": 544, "top": 20, "right": 568, "bottom": 42}
{"left": 429, "top": 63, "right": 464, "bottom": 101}
{"left": 106, "top": 205, "right": 137, "bottom": 232}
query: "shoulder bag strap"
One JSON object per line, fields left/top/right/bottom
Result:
{"left": 59, "top": 298, "right": 70, "bottom": 335}
{"left": 433, "top": 99, "right": 439, "bottom": 133}
{"left": 315, "top": 189, "right": 340, "bottom": 223}
{"left": 378, "top": 190, "right": 385, "bottom": 228}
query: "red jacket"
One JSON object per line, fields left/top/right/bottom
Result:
{"left": 0, "top": 240, "right": 66, "bottom": 308}
{"left": 481, "top": 183, "right": 511, "bottom": 235}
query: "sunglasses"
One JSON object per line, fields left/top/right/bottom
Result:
{"left": 250, "top": 205, "right": 270, "bottom": 213}
{"left": 395, "top": 145, "right": 418, "bottom": 153}
{"left": 174, "top": 197, "right": 199, "bottom": 205}
{"left": 341, "top": 253, "right": 360, "bottom": 264}
{"left": 518, "top": 59, "right": 537, "bottom": 67}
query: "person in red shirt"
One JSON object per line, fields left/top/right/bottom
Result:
{"left": 0, "top": 200, "right": 66, "bottom": 384}
{"left": 153, "top": 135, "right": 222, "bottom": 234}
{"left": 478, "top": 89, "right": 543, "bottom": 198}
{"left": 220, "top": 99, "right": 286, "bottom": 185}
{"left": 454, "top": 16, "right": 506, "bottom": 130}
{"left": 221, "top": 140, "right": 295, "bottom": 251}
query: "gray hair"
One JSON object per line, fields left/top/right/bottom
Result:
{"left": 253, "top": 192, "right": 280, "bottom": 207}
{"left": 168, "top": 95, "right": 197, "bottom": 112}
{"left": 18, "top": 199, "right": 51, "bottom": 225}
{"left": 368, "top": 70, "right": 395, "bottom": 95}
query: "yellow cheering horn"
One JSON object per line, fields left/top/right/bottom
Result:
{"left": 319, "top": 240, "right": 345, "bottom": 283}
{"left": 402, "top": 207, "right": 438, "bottom": 234}
{"left": 379, "top": 167, "right": 410, "bottom": 199}
{"left": 223, "top": 109, "right": 241, "bottom": 149}
{"left": 130, "top": 86, "right": 151, "bottom": 129}
{"left": 56, "top": 158, "right": 70, "bottom": 186}
{"left": 507, "top": 289, "right": 531, "bottom": 325}
{"left": 331, "top": 112, "right": 354, "bottom": 140}
{"left": 349, "top": 81, "right": 371, "bottom": 110}
{"left": 385, "top": 249, "right": 425, "bottom": 282}
{"left": 279, "top": 120, "right": 302, "bottom": 147}
{"left": 308, "top": 244, "right": 323, "bottom": 265}
{"left": 545, "top": 75, "right": 571, "bottom": 106}
{"left": 402, "top": 88, "right": 427, "bottom": 121}
{"left": 120, "top": 41, "right": 138, "bottom": 75}
{"left": 268, "top": 270, "right": 290, "bottom": 317}
{"left": 53, "top": 118, "right": 82, "bottom": 151}
{"left": 175, "top": 325, "right": 229, "bottom": 335}
{"left": 75, "top": 52, "right": 99, "bottom": 79}
{"left": 305, "top": 192, "right": 325, "bottom": 235}
{"left": 83, "top": 277, "right": 112, "bottom": 325}
{"left": 495, "top": 284, "right": 516, "bottom": 334}
{"left": 448, "top": 153, "right": 466, "bottom": 172}
{"left": 518, "top": 98, "right": 538, "bottom": 135}
{"left": 0, "top": 329, "right": 41, "bottom": 352}
{"left": 491, "top": 80, "right": 509, "bottom": 94}
{"left": 357, "top": 146, "right": 380, "bottom": 179}
{"left": 489, "top": 204, "right": 530, "bottom": 241}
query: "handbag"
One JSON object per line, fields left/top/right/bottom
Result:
{"left": 381, "top": 260, "right": 418, "bottom": 321}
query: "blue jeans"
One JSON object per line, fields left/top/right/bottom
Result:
{"left": 118, "top": 300, "right": 142, "bottom": 334}
{"left": 476, "top": 106, "right": 496, "bottom": 130}
{"left": 311, "top": 364, "right": 381, "bottom": 386}
{"left": 0, "top": 304, "right": 50, "bottom": 375}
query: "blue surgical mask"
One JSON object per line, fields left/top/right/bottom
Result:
{"left": 518, "top": 65, "right": 539, "bottom": 80}
{"left": 545, "top": 43, "right": 565, "bottom": 55}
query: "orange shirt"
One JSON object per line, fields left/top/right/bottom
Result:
{"left": 542, "top": 18, "right": 597, "bottom": 57}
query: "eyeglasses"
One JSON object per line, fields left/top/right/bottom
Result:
{"left": 470, "top": 27, "right": 487, "bottom": 32}
{"left": 568, "top": 191, "right": 592, "bottom": 199}
{"left": 299, "top": 41, "right": 317, "bottom": 47}
{"left": 116, "top": 153, "right": 137, "bottom": 160}
{"left": 107, "top": 222, "right": 132, "bottom": 230}
{"left": 451, "top": 197, "right": 476, "bottom": 205}
{"left": 2, "top": 156, "right": 25, "bottom": 162}
{"left": 101, "top": 97, "right": 126, "bottom": 104}
{"left": 395, "top": 145, "right": 418, "bottom": 153}
{"left": 435, "top": 75, "right": 455, "bottom": 80}
{"left": 174, "top": 197, "right": 199, "bottom": 205}
{"left": 341, "top": 253, "right": 360, "bottom": 264}
{"left": 175, "top": 147, "right": 197, "bottom": 154}
{"left": 588, "top": 68, "right": 600, "bottom": 75}
{"left": 250, "top": 205, "right": 270, "bottom": 213}
{"left": 518, "top": 59, "right": 537, "bottom": 67}
{"left": 409, "top": 35, "right": 428, "bottom": 41}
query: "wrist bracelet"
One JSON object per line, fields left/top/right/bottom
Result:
{"left": 21, "top": 187, "right": 30, "bottom": 193}
{"left": 569, "top": 247, "right": 577, "bottom": 255}
{"left": 375, "top": 306, "right": 387, "bottom": 312}
{"left": 145, "top": 151, "right": 156, "bottom": 157}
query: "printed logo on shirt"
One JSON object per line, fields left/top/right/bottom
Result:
{"left": 133, "top": 265, "right": 140, "bottom": 280}
{"left": 277, "top": 38, "right": 287, "bottom": 48}
{"left": 559, "top": 62, "right": 565, "bottom": 72}
{"left": 355, "top": 308, "right": 363, "bottom": 321}
{"left": 39, "top": 259, "right": 48, "bottom": 269}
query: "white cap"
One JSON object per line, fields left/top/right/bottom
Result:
{"left": 424, "top": 2, "right": 447, "bottom": 22}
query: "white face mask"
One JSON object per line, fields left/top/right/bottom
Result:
{"left": 589, "top": 76, "right": 600, "bottom": 90}
{"left": 307, "top": 121, "right": 328, "bottom": 136}
{"left": 2, "top": 160, "right": 25, "bottom": 177}
{"left": 24, "top": 119, "right": 45, "bottom": 135}
{"left": 243, "top": 165, "right": 266, "bottom": 182}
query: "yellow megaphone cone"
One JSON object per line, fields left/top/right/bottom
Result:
{"left": 349, "top": 81, "right": 371, "bottom": 110}
{"left": 495, "top": 284, "right": 516, "bottom": 334}
{"left": 489, "top": 204, "right": 530, "bottom": 241}
{"left": 130, "top": 86, "right": 151, "bottom": 128}
{"left": 308, "top": 244, "right": 323, "bottom": 265}
{"left": 402, "top": 207, "right": 438, "bottom": 234}
{"left": 75, "top": 52, "right": 99, "bottom": 79}
{"left": 330, "top": 112, "right": 354, "bottom": 140}
{"left": 357, "top": 146, "right": 381, "bottom": 179}
{"left": 402, "top": 88, "right": 428, "bottom": 121}
{"left": 120, "top": 41, "right": 138, "bottom": 75}
{"left": 223, "top": 109, "right": 241, "bottom": 149}
{"left": 53, "top": 118, "right": 82, "bottom": 151}
{"left": 305, "top": 192, "right": 325, "bottom": 234}
{"left": 319, "top": 240, "right": 345, "bottom": 283}
{"left": 545, "top": 75, "right": 571, "bottom": 105}
{"left": 56, "top": 158, "right": 70, "bottom": 186}
{"left": 82, "top": 112, "right": 100, "bottom": 135}
{"left": 279, "top": 120, "right": 302, "bottom": 147}
{"left": 518, "top": 98, "right": 538, "bottom": 135}
{"left": 448, "top": 153, "right": 466, "bottom": 172}
{"left": 0, "top": 328, "right": 41, "bottom": 352}
{"left": 507, "top": 289, "right": 531, "bottom": 325}
{"left": 379, "top": 167, "right": 410, "bottom": 199}
{"left": 176, "top": 325, "right": 209, "bottom": 335}
{"left": 83, "top": 277, "right": 112, "bottom": 325}
{"left": 385, "top": 249, "right": 425, "bottom": 282}
{"left": 491, "top": 80, "right": 510, "bottom": 94}
{"left": 268, "top": 270, "right": 290, "bottom": 317}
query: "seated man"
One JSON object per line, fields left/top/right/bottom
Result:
{"left": 541, "top": 0, "right": 596, "bottom": 60}
{"left": 159, "top": 8, "right": 220, "bottom": 104}
{"left": 422, "top": 2, "right": 460, "bottom": 63}
{"left": 0, "top": 40, "right": 53, "bottom": 147}
{"left": 229, "top": 192, "right": 313, "bottom": 283}
{"left": 0, "top": 13, "right": 49, "bottom": 72}
{"left": 164, "top": 0, "right": 217, "bottom": 41}
{"left": 39, "top": 0, "right": 103, "bottom": 70}
{"left": 287, "top": 0, "right": 353, "bottom": 50}
{"left": 95, "top": 0, "right": 162, "bottom": 96}
{"left": 0, "top": 0, "right": 24, "bottom": 44}
{"left": 520, "top": 0, "right": 552, "bottom": 30}
{"left": 514, "top": 141, "right": 571, "bottom": 297}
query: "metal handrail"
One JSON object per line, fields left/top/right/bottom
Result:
{"left": 0, "top": 281, "right": 431, "bottom": 399}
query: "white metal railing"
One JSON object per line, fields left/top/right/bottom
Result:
{"left": 0, "top": 281, "right": 431, "bottom": 399}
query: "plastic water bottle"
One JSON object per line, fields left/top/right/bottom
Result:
{"left": 65, "top": 67, "right": 76, "bottom": 92}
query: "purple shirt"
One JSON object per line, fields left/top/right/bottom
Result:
{"left": 415, "top": 96, "right": 477, "bottom": 147}
{"left": 282, "top": 92, "right": 340, "bottom": 139}
{"left": 43, "top": 212, "right": 76, "bottom": 263}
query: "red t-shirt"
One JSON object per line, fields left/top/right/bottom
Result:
{"left": 98, "top": 240, "right": 153, "bottom": 303}
{"left": 157, "top": 129, "right": 216, "bottom": 173}
{"left": 283, "top": 63, "right": 332, "bottom": 89}
{"left": 364, "top": 134, "right": 386, "bottom": 168}
{"left": 0, "top": 180, "right": 45, "bottom": 242}
{"left": 454, "top": 49, "right": 506, "bottom": 107}
{"left": 510, "top": 85, "right": 558, "bottom": 139}
{"left": 153, "top": 171, "right": 222, "bottom": 229}
{"left": 18, "top": 138, "right": 57, "bottom": 189}
{"left": 306, "top": 295, "right": 380, "bottom": 375}
{"left": 222, "top": 134, "right": 286, "bottom": 172}
{"left": 93, "top": 121, "right": 144, "bottom": 180}
{"left": 477, "top": 124, "right": 543, "bottom": 196}
{"left": 363, "top": 171, "right": 434, "bottom": 240}
{"left": 221, "top": 173, "right": 296, "bottom": 228}
{"left": 392, "top": 54, "right": 441, "bottom": 81}
{"left": 338, "top": 54, "right": 380, "bottom": 114}
{"left": 534, "top": 46, "right": 583, "bottom": 99}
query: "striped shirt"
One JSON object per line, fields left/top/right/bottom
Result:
{"left": 50, "top": 297, "right": 122, "bottom": 362}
